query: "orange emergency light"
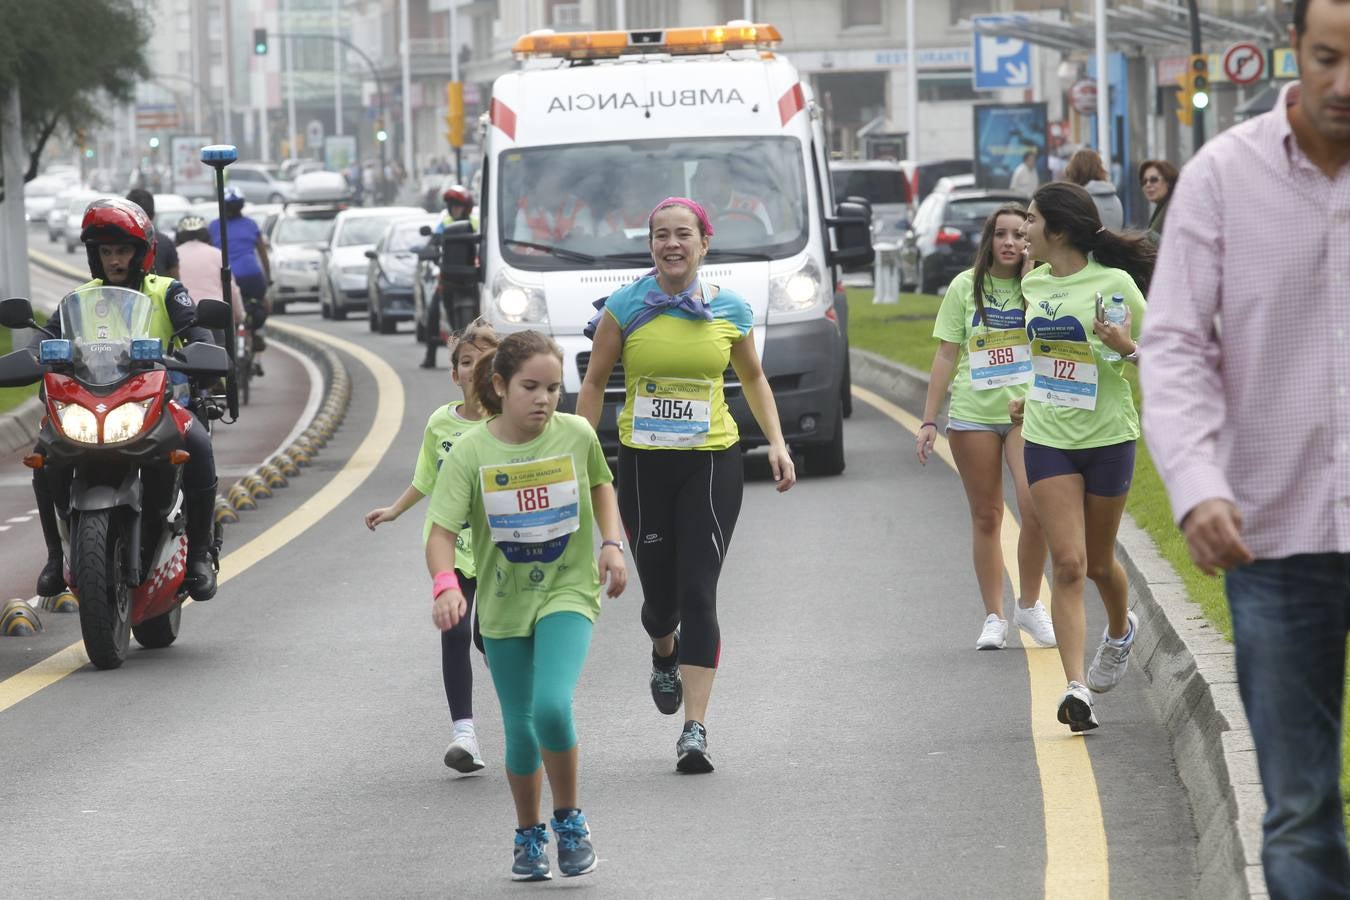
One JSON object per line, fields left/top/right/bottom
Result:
{"left": 512, "top": 23, "right": 782, "bottom": 60}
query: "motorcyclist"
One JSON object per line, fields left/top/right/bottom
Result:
{"left": 31, "top": 198, "right": 222, "bottom": 602}
{"left": 420, "top": 185, "right": 476, "bottom": 369}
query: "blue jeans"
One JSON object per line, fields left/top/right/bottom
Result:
{"left": 1226, "top": 555, "right": 1350, "bottom": 899}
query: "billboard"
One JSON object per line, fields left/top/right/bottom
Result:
{"left": 170, "top": 136, "right": 215, "bottom": 200}
{"left": 972, "top": 103, "right": 1049, "bottom": 191}
{"left": 324, "top": 136, "right": 359, "bottom": 173}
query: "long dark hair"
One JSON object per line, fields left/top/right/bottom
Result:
{"left": 470, "top": 330, "right": 563, "bottom": 416}
{"left": 971, "top": 203, "right": 1028, "bottom": 327}
{"left": 1031, "top": 182, "right": 1156, "bottom": 293}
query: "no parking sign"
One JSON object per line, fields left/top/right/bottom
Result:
{"left": 1223, "top": 42, "right": 1266, "bottom": 85}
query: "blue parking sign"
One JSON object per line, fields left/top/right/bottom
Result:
{"left": 973, "top": 16, "right": 1032, "bottom": 90}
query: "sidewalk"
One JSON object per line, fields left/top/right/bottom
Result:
{"left": 851, "top": 346, "right": 1267, "bottom": 900}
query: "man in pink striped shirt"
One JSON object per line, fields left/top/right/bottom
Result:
{"left": 1140, "top": 1, "right": 1350, "bottom": 895}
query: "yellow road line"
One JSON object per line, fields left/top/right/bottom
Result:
{"left": 0, "top": 323, "right": 405, "bottom": 714}
{"left": 851, "top": 385, "right": 1109, "bottom": 898}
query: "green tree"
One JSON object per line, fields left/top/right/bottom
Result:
{"left": 0, "top": 0, "right": 149, "bottom": 191}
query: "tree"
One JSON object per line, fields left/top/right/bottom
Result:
{"left": 0, "top": 0, "right": 149, "bottom": 193}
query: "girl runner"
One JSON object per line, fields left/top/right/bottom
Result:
{"left": 576, "top": 197, "right": 796, "bottom": 774}
{"left": 1011, "top": 182, "right": 1154, "bottom": 732}
{"left": 426, "top": 331, "right": 627, "bottom": 881}
{"left": 917, "top": 204, "right": 1055, "bottom": 651}
{"left": 364, "top": 321, "right": 499, "bottom": 772}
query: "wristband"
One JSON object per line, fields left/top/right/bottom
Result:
{"left": 601, "top": 539, "right": 623, "bottom": 552}
{"left": 432, "top": 570, "right": 460, "bottom": 599}
{"left": 920, "top": 421, "right": 937, "bottom": 430}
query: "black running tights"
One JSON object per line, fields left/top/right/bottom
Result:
{"left": 441, "top": 576, "right": 482, "bottom": 721}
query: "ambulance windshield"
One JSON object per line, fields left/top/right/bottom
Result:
{"left": 497, "top": 137, "right": 809, "bottom": 269}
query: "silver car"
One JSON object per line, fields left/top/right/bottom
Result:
{"left": 267, "top": 207, "right": 338, "bottom": 313}
{"left": 319, "top": 206, "right": 424, "bottom": 320}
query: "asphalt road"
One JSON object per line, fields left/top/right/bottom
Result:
{"left": 0, "top": 236, "right": 1201, "bottom": 898}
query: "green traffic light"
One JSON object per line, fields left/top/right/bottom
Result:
{"left": 148, "top": 137, "right": 160, "bottom": 149}
{"left": 376, "top": 130, "right": 388, "bottom": 142}
{"left": 84, "top": 148, "right": 94, "bottom": 158}
{"left": 1192, "top": 91, "right": 1210, "bottom": 110}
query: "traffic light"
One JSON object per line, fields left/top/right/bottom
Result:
{"left": 1189, "top": 54, "right": 1210, "bottom": 110}
{"left": 446, "top": 82, "right": 465, "bottom": 148}
{"left": 253, "top": 28, "right": 268, "bottom": 55}
{"left": 375, "top": 119, "right": 388, "bottom": 143}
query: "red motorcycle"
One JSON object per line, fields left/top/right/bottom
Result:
{"left": 0, "top": 287, "right": 231, "bottom": 669}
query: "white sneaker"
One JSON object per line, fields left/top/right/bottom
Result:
{"left": 975, "top": 614, "right": 1007, "bottom": 650}
{"left": 1057, "top": 681, "right": 1099, "bottom": 732}
{"left": 443, "top": 725, "right": 486, "bottom": 773}
{"left": 1013, "top": 600, "right": 1057, "bottom": 647}
{"left": 1086, "top": 610, "right": 1139, "bottom": 694}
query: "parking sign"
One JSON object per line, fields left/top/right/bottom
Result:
{"left": 972, "top": 16, "right": 1032, "bottom": 90}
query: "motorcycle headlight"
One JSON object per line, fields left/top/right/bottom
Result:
{"left": 54, "top": 401, "right": 99, "bottom": 444}
{"left": 769, "top": 258, "right": 826, "bottom": 313}
{"left": 103, "top": 400, "right": 152, "bottom": 443}
{"left": 491, "top": 271, "right": 548, "bottom": 325}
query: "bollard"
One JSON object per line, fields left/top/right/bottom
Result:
{"left": 872, "top": 242, "right": 900, "bottom": 304}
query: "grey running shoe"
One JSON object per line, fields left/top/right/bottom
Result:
{"left": 443, "top": 725, "right": 486, "bottom": 774}
{"left": 1057, "top": 681, "right": 1099, "bottom": 733}
{"left": 676, "top": 720, "right": 714, "bottom": 773}
{"left": 512, "top": 824, "right": 551, "bottom": 881}
{"left": 549, "top": 809, "right": 597, "bottom": 877}
{"left": 650, "top": 637, "right": 682, "bottom": 715}
{"left": 1087, "top": 610, "right": 1139, "bottom": 694}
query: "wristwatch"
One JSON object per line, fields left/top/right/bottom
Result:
{"left": 601, "top": 539, "right": 624, "bottom": 552}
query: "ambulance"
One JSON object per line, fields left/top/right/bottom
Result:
{"left": 465, "top": 22, "right": 873, "bottom": 474}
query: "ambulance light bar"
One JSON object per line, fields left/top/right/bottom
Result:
{"left": 513, "top": 23, "right": 782, "bottom": 60}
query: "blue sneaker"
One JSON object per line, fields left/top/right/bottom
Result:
{"left": 676, "top": 720, "right": 714, "bottom": 773}
{"left": 549, "top": 809, "right": 597, "bottom": 877}
{"left": 650, "top": 635, "right": 682, "bottom": 715}
{"left": 511, "top": 824, "right": 551, "bottom": 881}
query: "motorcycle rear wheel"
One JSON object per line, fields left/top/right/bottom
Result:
{"left": 133, "top": 601, "right": 182, "bottom": 649}
{"left": 75, "top": 510, "right": 132, "bottom": 670}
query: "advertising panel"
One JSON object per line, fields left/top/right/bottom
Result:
{"left": 170, "top": 136, "right": 215, "bottom": 199}
{"left": 972, "top": 103, "right": 1048, "bottom": 190}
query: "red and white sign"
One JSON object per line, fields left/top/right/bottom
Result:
{"left": 1223, "top": 42, "right": 1266, "bottom": 85}
{"left": 1069, "top": 79, "right": 1098, "bottom": 115}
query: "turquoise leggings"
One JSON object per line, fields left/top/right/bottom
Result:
{"left": 482, "top": 611, "right": 593, "bottom": 776}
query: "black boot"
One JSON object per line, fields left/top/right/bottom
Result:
{"left": 185, "top": 485, "right": 218, "bottom": 601}
{"left": 33, "top": 472, "right": 66, "bottom": 597}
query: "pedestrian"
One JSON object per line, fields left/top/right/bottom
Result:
{"left": 365, "top": 319, "right": 500, "bottom": 774}
{"left": 426, "top": 330, "right": 627, "bottom": 881}
{"left": 576, "top": 197, "right": 797, "bottom": 774}
{"left": 1063, "top": 149, "right": 1124, "bottom": 230}
{"left": 1136, "top": 158, "right": 1179, "bottom": 241}
{"left": 917, "top": 203, "right": 1055, "bottom": 651}
{"left": 1010, "top": 149, "right": 1040, "bottom": 195}
{"left": 1140, "top": 0, "right": 1350, "bottom": 892}
{"left": 1009, "top": 181, "right": 1154, "bottom": 733}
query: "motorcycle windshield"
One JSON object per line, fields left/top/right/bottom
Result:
{"left": 57, "top": 286, "right": 158, "bottom": 386}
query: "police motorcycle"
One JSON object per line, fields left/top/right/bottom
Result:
{"left": 0, "top": 289, "right": 231, "bottom": 669}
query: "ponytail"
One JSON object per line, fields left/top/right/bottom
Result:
{"left": 1089, "top": 229, "right": 1156, "bottom": 294}
{"left": 471, "top": 349, "right": 502, "bottom": 415}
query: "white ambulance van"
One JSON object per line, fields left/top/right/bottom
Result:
{"left": 464, "top": 22, "right": 873, "bottom": 474}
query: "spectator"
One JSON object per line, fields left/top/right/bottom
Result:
{"left": 126, "top": 188, "right": 179, "bottom": 279}
{"left": 1009, "top": 149, "right": 1040, "bottom": 195}
{"left": 1137, "top": 158, "right": 1179, "bottom": 240}
{"left": 1064, "top": 149, "right": 1124, "bottom": 230}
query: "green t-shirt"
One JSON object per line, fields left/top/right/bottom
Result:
{"left": 603, "top": 275, "right": 754, "bottom": 452}
{"left": 932, "top": 269, "right": 1030, "bottom": 424}
{"left": 426, "top": 412, "right": 614, "bottom": 640}
{"left": 1020, "top": 259, "right": 1146, "bottom": 450}
{"left": 411, "top": 401, "right": 483, "bottom": 577}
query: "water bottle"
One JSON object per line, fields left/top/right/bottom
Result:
{"left": 1102, "top": 293, "right": 1127, "bottom": 361}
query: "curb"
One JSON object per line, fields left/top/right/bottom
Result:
{"left": 850, "top": 346, "right": 1266, "bottom": 899}
{"left": 0, "top": 396, "right": 44, "bottom": 455}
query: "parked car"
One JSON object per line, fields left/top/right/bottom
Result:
{"left": 47, "top": 188, "right": 87, "bottom": 243}
{"left": 899, "top": 187, "right": 1028, "bottom": 296}
{"left": 318, "top": 206, "right": 423, "bottom": 320}
{"left": 226, "top": 162, "right": 295, "bottom": 204}
{"left": 279, "top": 158, "right": 324, "bottom": 181}
{"left": 24, "top": 175, "right": 70, "bottom": 223}
{"left": 266, "top": 204, "right": 340, "bottom": 313}
{"left": 830, "top": 160, "right": 910, "bottom": 247}
{"left": 366, "top": 214, "right": 439, "bottom": 334}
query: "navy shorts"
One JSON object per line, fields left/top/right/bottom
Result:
{"left": 1023, "top": 439, "right": 1136, "bottom": 497}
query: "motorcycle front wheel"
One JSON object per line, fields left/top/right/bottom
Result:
{"left": 75, "top": 510, "right": 132, "bottom": 670}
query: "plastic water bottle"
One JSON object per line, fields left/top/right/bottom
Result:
{"left": 1102, "top": 293, "right": 1127, "bottom": 361}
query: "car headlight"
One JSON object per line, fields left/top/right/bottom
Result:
{"left": 103, "top": 400, "right": 152, "bottom": 443}
{"left": 54, "top": 401, "right": 99, "bottom": 444}
{"left": 491, "top": 271, "right": 548, "bottom": 325}
{"left": 769, "top": 258, "right": 826, "bottom": 313}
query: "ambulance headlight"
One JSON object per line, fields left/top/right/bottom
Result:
{"left": 769, "top": 258, "right": 826, "bottom": 313}
{"left": 491, "top": 271, "right": 548, "bottom": 325}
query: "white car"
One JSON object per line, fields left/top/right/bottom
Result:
{"left": 24, "top": 175, "right": 69, "bottom": 223}
{"left": 151, "top": 193, "right": 194, "bottom": 238}
{"left": 226, "top": 163, "right": 295, "bottom": 204}
{"left": 267, "top": 206, "right": 339, "bottom": 312}
{"left": 319, "top": 206, "right": 423, "bottom": 320}
{"left": 60, "top": 190, "right": 119, "bottom": 253}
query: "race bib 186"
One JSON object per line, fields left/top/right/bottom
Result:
{"left": 481, "top": 455, "right": 580, "bottom": 562}
{"left": 631, "top": 377, "right": 714, "bottom": 447}
{"left": 968, "top": 329, "right": 1032, "bottom": 391}
{"left": 1030, "top": 340, "right": 1098, "bottom": 410}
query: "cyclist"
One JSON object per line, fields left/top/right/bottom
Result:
{"left": 209, "top": 186, "right": 271, "bottom": 376}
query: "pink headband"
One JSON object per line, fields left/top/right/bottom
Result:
{"left": 648, "top": 197, "right": 714, "bottom": 237}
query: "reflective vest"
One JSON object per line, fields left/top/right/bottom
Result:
{"left": 78, "top": 274, "right": 180, "bottom": 351}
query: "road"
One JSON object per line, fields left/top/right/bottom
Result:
{"left": 0, "top": 227, "right": 1201, "bottom": 897}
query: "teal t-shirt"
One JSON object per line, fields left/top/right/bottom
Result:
{"left": 932, "top": 269, "right": 1030, "bottom": 424}
{"left": 1020, "top": 259, "right": 1146, "bottom": 450}
{"left": 426, "top": 412, "right": 614, "bottom": 640}
{"left": 604, "top": 274, "right": 753, "bottom": 451}
{"left": 411, "top": 401, "right": 483, "bottom": 577}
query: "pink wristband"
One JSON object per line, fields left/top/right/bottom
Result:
{"left": 432, "top": 570, "right": 460, "bottom": 599}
